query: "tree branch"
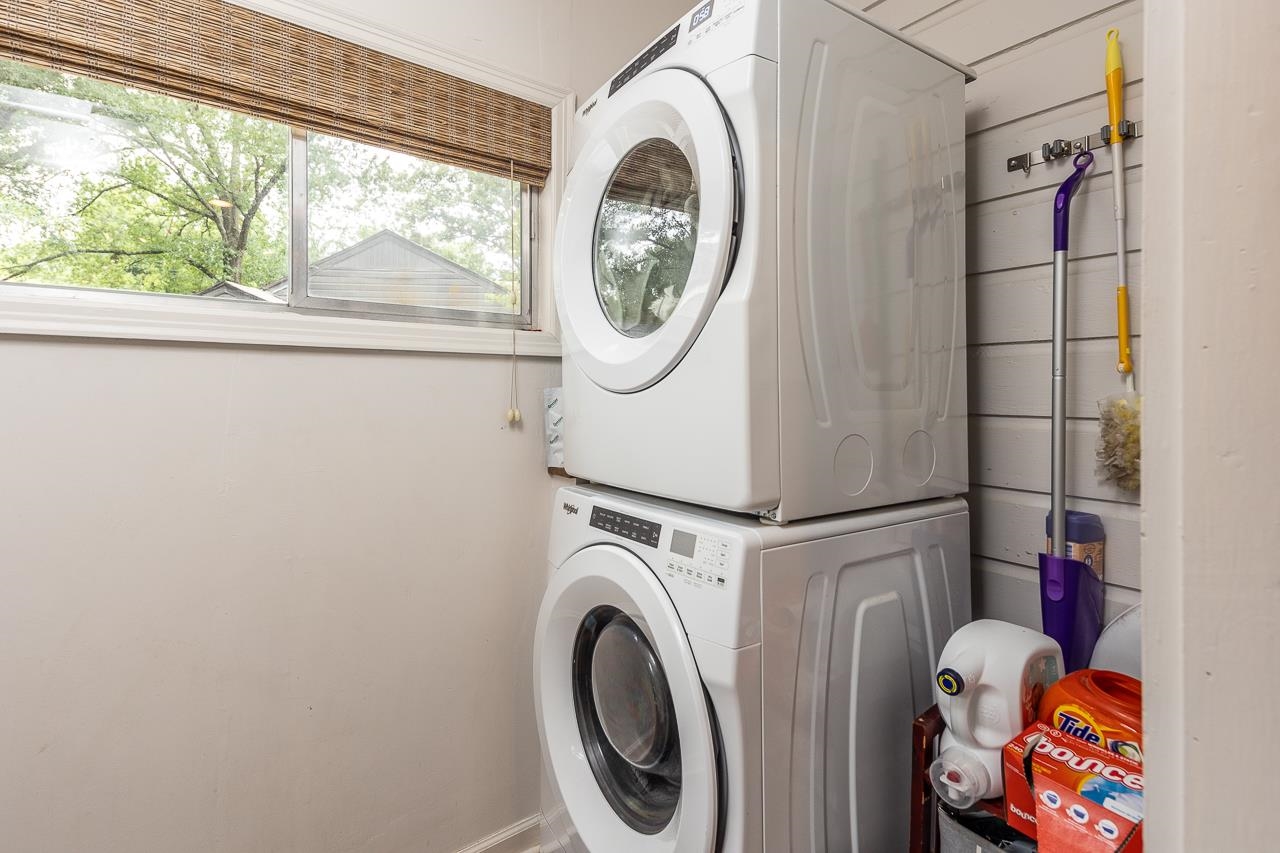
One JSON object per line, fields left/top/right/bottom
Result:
{"left": 117, "top": 175, "right": 213, "bottom": 222}
{"left": 3, "top": 248, "right": 168, "bottom": 281}
{"left": 236, "top": 160, "right": 286, "bottom": 254}
{"left": 177, "top": 122, "right": 224, "bottom": 189}
{"left": 195, "top": 119, "right": 228, "bottom": 187}
{"left": 73, "top": 182, "right": 130, "bottom": 216}
{"left": 139, "top": 126, "right": 223, "bottom": 227}
{"left": 175, "top": 215, "right": 206, "bottom": 238}
{"left": 179, "top": 256, "right": 219, "bottom": 281}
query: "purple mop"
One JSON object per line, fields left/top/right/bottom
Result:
{"left": 1040, "top": 152, "right": 1104, "bottom": 672}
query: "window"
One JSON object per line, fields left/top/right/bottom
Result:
{"left": 0, "top": 61, "right": 290, "bottom": 297}
{"left": 299, "top": 132, "right": 529, "bottom": 324}
{"left": 0, "top": 60, "right": 532, "bottom": 326}
{"left": 0, "top": 0, "right": 555, "bottom": 336}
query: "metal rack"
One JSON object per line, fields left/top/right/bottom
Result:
{"left": 1007, "top": 120, "right": 1143, "bottom": 174}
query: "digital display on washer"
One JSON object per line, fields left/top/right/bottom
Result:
{"left": 608, "top": 25, "right": 680, "bottom": 97}
{"left": 670, "top": 529, "right": 697, "bottom": 559}
{"left": 590, "top": 506, "right": 661, "bottom": 548}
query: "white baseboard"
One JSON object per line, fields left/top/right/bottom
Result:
{"left": 452, "top": 815, "right": 542, "bottom": 853}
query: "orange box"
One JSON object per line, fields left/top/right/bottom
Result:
{"left": 1003, "top": 722, "right": 1144, "bottom": 852}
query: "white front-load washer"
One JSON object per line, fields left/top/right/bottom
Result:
{"left": 554, "top": 0, "right": 975, "bottom": 522}
{"left": 534, "top": 485, "right": 971, "bottom": 852}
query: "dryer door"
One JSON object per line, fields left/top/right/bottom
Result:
{"left": 534, "top": 544, "right": 720, "bottom": 852}
{"left": 555, "top": 68, "right": 739, "bottom": 393}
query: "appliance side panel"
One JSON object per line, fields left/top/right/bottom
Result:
{"left": 760, "top": 510, "right": 970, "bottom": 850}
{"left": 843, "top": 586, "right": 915, "bottom": 851}
{"left": 760, "top": 568, "right": 832, "bottom": 852}
{"left": 776, "top": 0, "right": 968, "bottom": 520}
{"left": 933, "top": 72, "right": 969, "bottom": 495}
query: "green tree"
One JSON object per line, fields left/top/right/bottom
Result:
{"left": 0, "top": 60, "right": 287, "bottom": 293}
{"left": 0, "top": 59, "right": 522, "bottom": 306}
{"left": 595, "top": 200, "right": 696, "bottom": 336}
{"left": 592, "top": 137, "right": 699, "bottom": 335}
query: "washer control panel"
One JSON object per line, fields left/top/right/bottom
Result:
{"left": 663, "top": 527, "right": 731, "bottom": 591}
{"left": 589, "top": 506, "right": 660, "bottom": 548}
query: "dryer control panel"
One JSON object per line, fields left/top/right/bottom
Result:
{"left": 609, "top": 25, "right": 679, "bottom": 96}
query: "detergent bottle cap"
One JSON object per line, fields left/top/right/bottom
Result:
{"left": 929, "top": 746, "right": 991, "bottom": 809}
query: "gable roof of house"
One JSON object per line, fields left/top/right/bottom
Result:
{"left": 200, "top": 280, "right": 287, "bottom": 303}
{"left": 200, "top": 230, "right": 508, "bottom": 310}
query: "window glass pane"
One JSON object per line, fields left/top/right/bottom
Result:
{"left": 593, "top": 138, "right": 699, "bottom": 339}
{"left": 0, "top": 60, "right": 288, "bottom": 298}
{"left": 307, "top": 132, "right": 523, "bottom": 315}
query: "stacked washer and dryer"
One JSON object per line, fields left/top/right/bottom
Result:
{"left": 534, "top": 1, "right": 975, "bottom": 850}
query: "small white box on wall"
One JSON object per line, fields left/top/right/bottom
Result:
{"left": 544, "top": 387, "right": 565, "bottom": 469}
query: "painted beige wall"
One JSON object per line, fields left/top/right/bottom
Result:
{"left": 0, "top": 341, "right": 560, "bottom": 853}
{"left": 278, "top": 0, "right": 693, "bottom": 100}
{"left": 0, "top": 1, "right": 694, "bottom": 851}
{"left": 1142, "top": 1, "right": 1280, "bottom": 847}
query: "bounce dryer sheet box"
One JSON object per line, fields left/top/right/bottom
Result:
{"left": 1002, "top": 722, "right": 1144, "bottom": 852}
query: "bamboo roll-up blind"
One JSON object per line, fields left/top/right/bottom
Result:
{"left": 0, "top": 0, "right": 553, "bottom": 186}
{"left": 605, "top": 138, "right": 697, "bottom": 210}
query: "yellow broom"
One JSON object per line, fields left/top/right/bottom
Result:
{"left": 1097, "top": 28, "right": 1140, "bottom": 492}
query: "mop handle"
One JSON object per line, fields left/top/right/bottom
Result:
{"left": 1051, "top": 152, "right": 1094, "bottom": 554}
{"left": 1106, "top": 28, "right": 1135, "bottom": 380}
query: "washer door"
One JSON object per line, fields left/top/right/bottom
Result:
{"left": 534, "top": 544, "right": 720, "bottom": 852}
{"left": 555, "top": 68, "right": 738, "bottom": 393}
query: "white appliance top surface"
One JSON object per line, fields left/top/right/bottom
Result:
{"left": 562, "top": 483, "right": 967, "bottom": 549}
{"left": 597, "top": 0, "right": 975, "bottom": 91}
{"left": 832, "top": 1, "right": 976, "bottom": 81}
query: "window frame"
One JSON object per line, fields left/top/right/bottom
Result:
{"left": 0, "top": 2, "right": 572, "bottom": 357}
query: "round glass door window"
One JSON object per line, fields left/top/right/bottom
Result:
{"left": 593, "top": 139, "right": 700, "bottom": 338}
{"left": 573, "top": 605, "right": 681, "bottom": 833}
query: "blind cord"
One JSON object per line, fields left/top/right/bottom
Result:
{"left": 505, "top": 160, "right": 522, "bottom": 426}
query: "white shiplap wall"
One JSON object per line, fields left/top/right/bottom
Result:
{"left": 860, "top": 0, "right": 1144, "bottom": 628}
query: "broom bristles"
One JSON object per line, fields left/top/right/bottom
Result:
{"left": 1097, "top": 393, "right": 1141, "bottom": 491}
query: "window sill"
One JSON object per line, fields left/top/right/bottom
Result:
{"left": 0, "top": 285, "right": 563, "bottom": 357}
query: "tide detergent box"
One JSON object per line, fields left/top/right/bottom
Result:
{"left": 1003, "top": 722, "right": 1144, "bottom": 852}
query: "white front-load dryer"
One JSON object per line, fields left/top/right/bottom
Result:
{"left": 534, "top": 485, "right": 971, "bottom": 852}
{"left": 554, "top": 0, "right": 975, "bottom": 522}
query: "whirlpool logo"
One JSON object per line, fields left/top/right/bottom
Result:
{"left": 562, "top": 502, "right": 580, "bottom": 516}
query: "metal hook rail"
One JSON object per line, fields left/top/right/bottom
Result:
{"left": 1006, "top": 120, "right": 1143, "bottom": 174}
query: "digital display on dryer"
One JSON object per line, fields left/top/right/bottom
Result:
{"left": 590, "top": 507, "right": 661, "bottom": 548}
{"left": 690, "top": 0, "right": 714, "bottom": 30}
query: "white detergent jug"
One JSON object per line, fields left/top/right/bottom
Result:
{"left": 929, "top": 619, "right": 1063, "bottom": 808}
